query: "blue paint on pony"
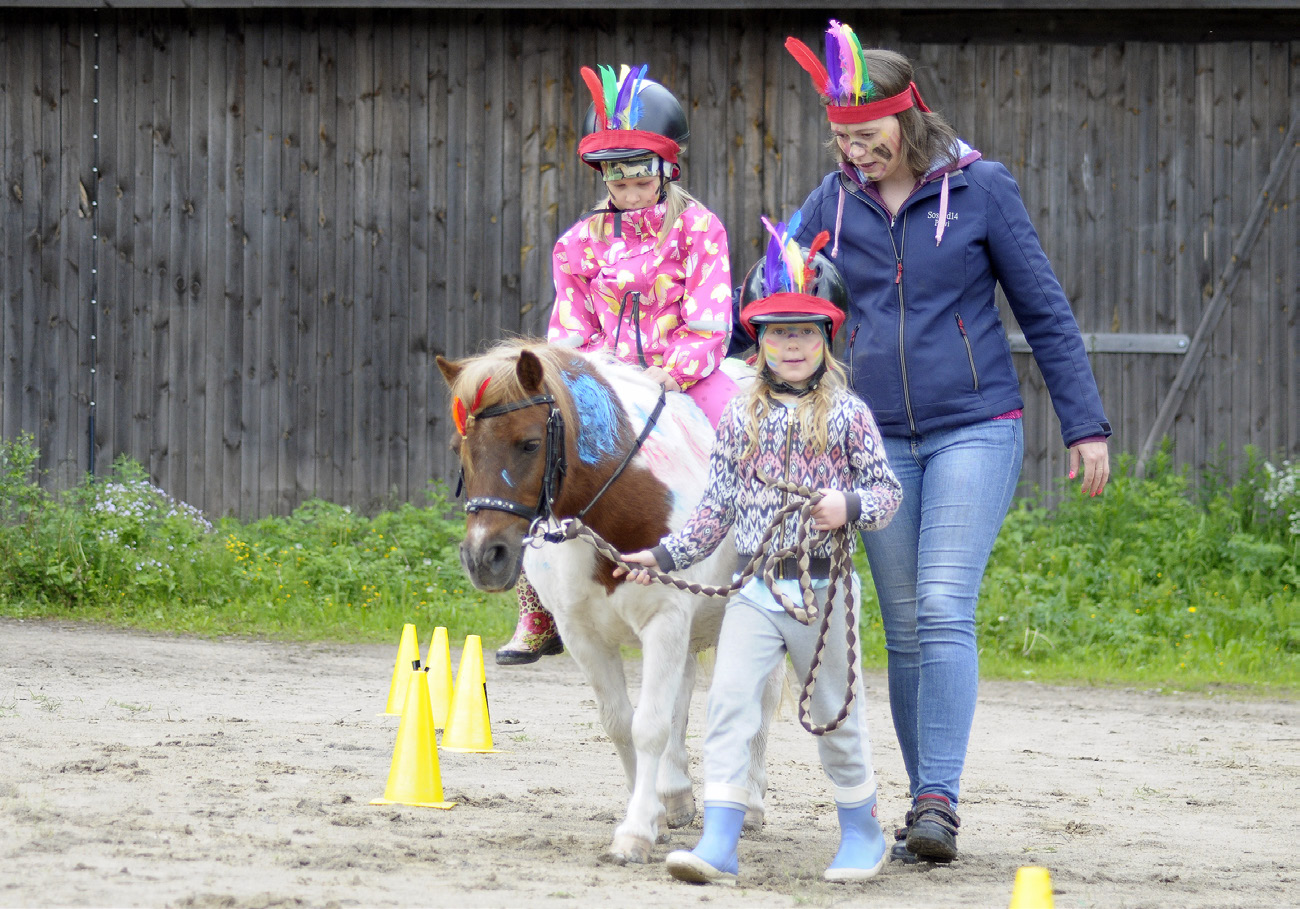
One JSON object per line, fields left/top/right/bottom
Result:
{"left": 500, "top": 469, "right": 515, "bottom": 488}
{"left": 562, "top": 370, "right": 622, "bottom": 465}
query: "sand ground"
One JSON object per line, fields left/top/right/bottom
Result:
{"left": 1, "top": 618, "right": 1296, "bottom": 909}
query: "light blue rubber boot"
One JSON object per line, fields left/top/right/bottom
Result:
{"left": 824, "top": 793, "right": 888, "bottom": 882}
{"left": 665, "top": 802, "right": 745, "bottom": 886}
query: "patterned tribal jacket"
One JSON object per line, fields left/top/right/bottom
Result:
{"left": 654, "top": 391, "right": 902, "bottom": 572}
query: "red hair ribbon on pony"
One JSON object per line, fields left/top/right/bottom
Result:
{"left": 452, "top": 377, "right": 492, "bottom": 438}
{"left": 785, "top": 20, "right": 931, "bottom": 124}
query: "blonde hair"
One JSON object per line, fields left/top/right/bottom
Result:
{"left": 588, "top": 181, "right": 700, "bottom": 248}
{"left": 739, "top": 349, "right": 850, "bottom": 457}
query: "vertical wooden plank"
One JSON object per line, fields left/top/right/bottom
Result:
{"left": 384, "top": 12, "right": 413, "bottom": 503}
{"left": 729, "top": 16, "right": 764, "bottom": 273}
{"left": 239, "top": 16, "right": 266, "bottom": 516}
{"left": 1276, "top": 40, "right": 1298, "bottom": 459}
{"left": 407, "top": 12, "right": 433, "bottom": 495}
{"left": 199, "top": 13, "right": 227, "bottom": 517}
{"left": 32, "top": 20, "right": 60, "bottom": 474}
{"left": 516, "top": 16, "right": 543, "bottom": 339}
{"left": 497, "top": 16, "right": 522, "bottom": 344}
{"left": 352, "top": 10, "right": 380, "bottom": 510}
{"left": 283, "top": 12, "right": 314, "bottom": 510}
{"left": 442, "top": 10, "right": 468, "bottom": 366}
{"left": 329, "top": 13, "right": 358, "bottom": 509}
{"left": 312, "top": 15, "right": 341, "bottom": 506}
{"left": 0, "top": 16, "right": 11, "bottom": 441}
{"left": 182, "top": 14, "right": 211, "bottom": 511}
{"left": 102, "top": 16, "right": 131, "bottom": 477}
{"left": 132, "top": 15, "right": 160, "bottom": 489}
{"left": 427, "top": 13, "right": 455, "bottom": 485}
{"left": 265, "top": 16, "right": 292, "bottom": 514}
{"left": 165, "top": 14, "right": 192, "bottom": 503}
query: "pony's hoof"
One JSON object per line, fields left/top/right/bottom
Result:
{"left": 604, "top": 832, "right": 654, "bottom": 865}
{"left": 663, "top": 790, "right": 697, "bottom": 829}
{"left": 743, "top": 805, "right": 766, "bottom": 832}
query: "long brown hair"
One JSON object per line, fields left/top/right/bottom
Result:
{"left": 825, "top": 49, "right": 959, "bottom": 179}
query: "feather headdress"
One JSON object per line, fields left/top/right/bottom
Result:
{"left": 581, "top": 64, "right": 649, "bottom": 131}
{"left": 759, "top": 213, "right": 830, "bottom": 295}
{"left": 786, "top": 21, "right": 873, "bottom": 107}
{"left": 785, "top": 21, "right": 931, "bottom": 124}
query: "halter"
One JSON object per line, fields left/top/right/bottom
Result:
{"left": 458, "top": 382, "right": 667, "bottom": 544}
{"left": 460, "top": 393, "right": 566, "bottom": 527}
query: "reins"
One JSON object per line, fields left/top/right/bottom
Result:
{"left": 539, "top": 473, "right": 861, "bottom": 737}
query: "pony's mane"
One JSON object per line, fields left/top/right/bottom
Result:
{"left": 450, "top": 339, "right": 597, "bottom": 434}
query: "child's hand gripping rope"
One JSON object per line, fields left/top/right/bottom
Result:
{"left": 596, "top": 473, "right": 861, "bottom": 735}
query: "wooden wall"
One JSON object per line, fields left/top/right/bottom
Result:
{"left": 1, "top": 9, "right": 1296, "bottom": 517}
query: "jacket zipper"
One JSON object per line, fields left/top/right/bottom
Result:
{"left": 842, "top": 175, "right": 918, "bottom": 433}
{"left": 847, "top": 326, "right": 858, "bottom": 387}
{"left": 955, "top": 312, "right": 979, "bottom": 391}
{"left": 892, "top": 213, "right": 916, "bottom": 433}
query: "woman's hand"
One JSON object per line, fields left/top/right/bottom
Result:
{"left": 612, "top": 549, "right": 659, "bottom": 585}
{"left": 811, "top": 489, "right": 848, "bottom": 532}
{"left": 643, "top": 366, "right": 681, "bottom": 393}
{"left": 1069, "top": 440, "right": 1110, "bottom": 498}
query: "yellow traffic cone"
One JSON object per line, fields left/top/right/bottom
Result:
{"left": 370, "top": 668, "right": 456, "bottom": 809}
{"left": 1008, "top": 866, "right": 1054, "bottom": 909}
{"left": 441, "top": 635, "right": 499, "bottom": 753}
{"left": 382, "top": 623, "right": 420, "bottom": 716}
{"left": 426, "top": 626, "right": 454, "bottom": 731}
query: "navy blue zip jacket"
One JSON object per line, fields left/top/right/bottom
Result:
{"left": 796, "top": 142, "right": 1111, "bottom": 447}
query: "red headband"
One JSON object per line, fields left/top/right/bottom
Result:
{"left": 827, "top": 82, "right": 931, "bottom": 124}
{"left": 578, "top": 129, "right": 681, "bottom": 167}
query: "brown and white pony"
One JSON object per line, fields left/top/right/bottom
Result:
{"left": 437, "top": 341, "right": 774, "bottom": 864}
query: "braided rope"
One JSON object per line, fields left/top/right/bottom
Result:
{"left": 549, "top": 473, "right": 860, "bottom": 736}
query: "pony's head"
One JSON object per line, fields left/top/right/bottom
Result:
{"left": 437, "top": 341, "right": 575, "bottom": 591}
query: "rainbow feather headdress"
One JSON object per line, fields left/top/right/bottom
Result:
{"left": 583, "top": 64, "right": 649, "bottom": 131}
{"left": 785, "top": 20, "right": 931, "bottom": 124}
{"left": 740, "top": 213, "right": 844, "bottom": 341}
{"left": 760, "top": 213, "right": 828, "bottom": 295}
{"left": 576, "top": 64, "right": 682, "bottom": 172}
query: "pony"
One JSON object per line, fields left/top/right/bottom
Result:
{"left": 436, "top": 340, "right": 776, "bottom": 864}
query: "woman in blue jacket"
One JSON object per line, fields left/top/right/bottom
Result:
{"left": 786, "top": 24, "right": 1112, "bottom": 863}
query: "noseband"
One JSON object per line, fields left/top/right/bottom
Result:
{"left": 458, "top": 383, "right": 667, "bottom": 542}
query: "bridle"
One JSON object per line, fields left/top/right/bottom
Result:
{"left": 457, "top": 382, "right": 667, "bottom": 544}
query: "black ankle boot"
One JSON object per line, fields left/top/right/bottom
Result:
{"left": 904, "top": 795, "right": 960, "bottom": 862}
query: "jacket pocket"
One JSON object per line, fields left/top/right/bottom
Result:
{"left": 955, "top": 312, "right": 979, "bottom": 392}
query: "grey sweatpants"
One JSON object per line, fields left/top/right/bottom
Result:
{"left": 701, "top": 577, "right": 877, "bottom": 808}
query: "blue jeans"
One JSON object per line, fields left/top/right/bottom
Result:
{"left": 859, "top": 419, "right": 1023, "bottom": 806}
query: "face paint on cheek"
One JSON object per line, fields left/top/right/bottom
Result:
{"left": 762, "top": 337, "right": 782, "bottom": 372}
{"left": 871, "top": 142, "right": 894, "bottom": 162}
{"left": 808, "top": 337, "right": 825, "bottom": 371}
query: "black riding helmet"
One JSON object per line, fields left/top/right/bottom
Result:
{"left": 738, "top": 249, "right": 850, "bottom": 341}
{"left": 578, "top": 76, "right": 690, "bottom": 181}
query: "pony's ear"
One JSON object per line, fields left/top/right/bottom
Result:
{"left": 436, "top": 355, "right": 462, "bottom": 387}
{"left": 516, "top": 350, "right": 545, "bottom": 393}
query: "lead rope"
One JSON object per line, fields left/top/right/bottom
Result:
{"left": 545, "top": 473, "right": 859, "bottom": 735}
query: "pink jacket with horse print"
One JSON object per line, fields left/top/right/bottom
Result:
{"left": 547, "top": 200, "right": 733, "bottom": 391}
{"left": 651, "top": 392, "right": 903, "bottom": 572}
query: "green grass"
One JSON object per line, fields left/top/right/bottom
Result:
{"left": 1, "top": 433, "right": 1297, "bottom": 693}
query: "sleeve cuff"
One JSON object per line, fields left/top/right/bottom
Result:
{"left": 844, "top": 492, "right": 862, "bottom": 525}
{"left": 651, "top": 544, "right": 676, "bottom": 572}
